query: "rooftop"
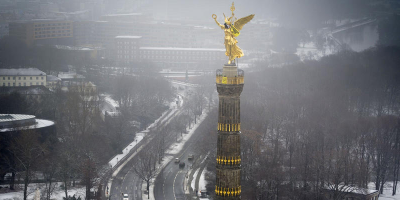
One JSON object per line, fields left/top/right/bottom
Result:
{"left": 115, "top": 36, "right": 142, "bottom": 39}
{"left": 0, "top": 68, "right": 46, "bottom": 76}
{"left": 0, "top": 114, "right": 35, "bottom": 123}
{"left": 54, "top": 45, "right": 103, "bottom": 51}
{"left": 58, "top": 72, "right": 85, "bottom": 80}
{"left": 0, "top": 114, "right": 54, "bottom": 132}
{"left": 46, "top": 75, "right": 61, "bottom": 82}
{"left": 103, "top": 13, "right": 143, "bottom": 17}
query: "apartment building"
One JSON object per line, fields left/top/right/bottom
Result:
{"left": 115, "top": 35, "right": 142, "bottom": 64}
{"left": 114, "top": 34, "right": 225, "bottom": 67}
{"left": 138, "top": 47, "right": 225, "bottom": 64}
{"left": 9, "top": 19, "right": 73, "bottom": 46}
{"left": 0, "top": 68, "right": 46, "bottom": 87}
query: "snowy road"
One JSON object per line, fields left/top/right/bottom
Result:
{"left": 153, "top": 107, "right": 211, "bottom": 200}
{"left": 107, "top": 84, "right": 192, "bottom": 200}
{"left": 108, "top": 105, "right": 184, "bottom": 200}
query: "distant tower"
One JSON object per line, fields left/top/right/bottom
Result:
{"left": 215, "top": 63, "right": 243, "bottom": 199}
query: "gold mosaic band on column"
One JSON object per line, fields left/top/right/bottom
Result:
{"left": 217, "top": 123, "right": 241, "bottom": 132}
{"left": 215, "top": 186, "right": 241, "bottom": 197}
{"left": 217, "top": 156, "right": 241, "bottom": 165}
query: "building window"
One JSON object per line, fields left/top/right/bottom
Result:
{"left": 2, "top": 77, "right": 4, "bottom": 80}
{"left": 8, "top": 83, "right": 10, "bottom": 86}
{"left": 18, "top": 83, "right": 21, "bottom": 86}
{"left": 18, "top": 77, "right": 21, "bottom": 80}
{"left": 2, "top": 83, "right": 4, "bottom": 86}
{"left": 13, "top": 77, "right": 15, "bottom": 80}
{"left": 36, "top": 77, "right": 38, "bottom": 80}
{"left": 30, "top": 77, "right": 32, "bottom": 80}
{"left": 24, "top": 77, "right": 26, "bottom": 80}
{"left": 41, "top": 82, "right": 43, "bottom": 85}
{"left": 24, "top": 83, "right": 26, "bottom": 86}
{"left": 41, "top": 77, "right": 44, "bottom": 80}
{"left": 12, "top": 83, "right": 15, "bottom": 86}
{"left": 37, "top": 82, "right": 39, "bottom": 85}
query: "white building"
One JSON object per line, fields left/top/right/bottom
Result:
{"left": 0, "top": 68, "right": 46, "bottom": 87}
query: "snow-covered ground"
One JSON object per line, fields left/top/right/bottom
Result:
{"left": 368, "top": 182, "right": 400, "bottom": 200}
{"left": 103, "top": 94, "right": 119, "bottom": 109}
{"left": 108, "top": 131, "right": 146, "bottom": 168}
{"left": 190, "top": 168, "right": 200, "bottom": 190}
{"left": 0, "top": 183, "right": 85, "bottom": 200}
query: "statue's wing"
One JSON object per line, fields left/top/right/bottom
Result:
{"left": 233, "top": 14, "right": 255, "bottom": 32}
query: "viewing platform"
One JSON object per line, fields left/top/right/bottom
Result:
{"left": 216, "top": 67, "right": 244, "bottom": 85}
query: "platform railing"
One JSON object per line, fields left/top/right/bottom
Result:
{"left": 216, "top": 69, "right": 244, "bottom": 84}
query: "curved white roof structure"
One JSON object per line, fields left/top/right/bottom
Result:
{"left": 0, "top": 114, "right": 54, "bottom": 132}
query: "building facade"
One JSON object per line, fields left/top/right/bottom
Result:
{"left": 215, "top": 64, "right": 244, "bottom": 199}
{"left": 9, "top": 20, "right": 73, "bottom": 46}
{"left": 115, "top": 36, "right": 142, "bottom": 64}
{"left": 139, "top": 47, "right": 225, "bottom": 63}
{"left": 0, "top": 68, "right": 46, "bottom": 87}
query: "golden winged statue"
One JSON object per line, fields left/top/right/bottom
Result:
{"left": 213, "top": 2, "right": 254, "bottom": 64}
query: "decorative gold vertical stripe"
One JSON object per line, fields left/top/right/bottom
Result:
{"left": 216, "top": 156, "right": 241, "bottom": 165}
{"left": 217, "top": 123, "right": 241, "bottom": 131}
{"left": 215, "top": 186, "right": 241, "bottom": 197}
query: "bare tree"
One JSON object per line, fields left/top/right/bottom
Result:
{"left": 42, "top": 153, "right": 59, "bottom": 200}
{"left": 80, "top": 154, "right": 98, "bottom": 200}
{"left": 8, "top": 130, "right": 46, "bottom": 200}
{"left": 131, "top": 146, "right": 158, "bottom": 199}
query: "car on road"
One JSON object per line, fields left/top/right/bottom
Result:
{"left": 188, "top": 154, "right": 194, "bottom": 160}
{"left": 179, "top": 162, "right": 185, "bottom": 168}
{"left": 123, "top": 193, "right": 129, "bottom": 200}
{"left": 175, "top": 158, "right": 180, "bottom": 163}
{"left": 199, "top": 190, "right": 209, "bottom": 198}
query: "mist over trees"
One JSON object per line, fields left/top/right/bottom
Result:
{"left": 234, "top": 46, "right": 400, "bottom": 199}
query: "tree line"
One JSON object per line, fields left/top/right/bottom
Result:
{"left": 239, "top": 46, "right": 400, "bottom": 199}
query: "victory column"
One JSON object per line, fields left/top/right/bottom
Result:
{"left": 213, "top": 3, "right": 254, "bottom": 199}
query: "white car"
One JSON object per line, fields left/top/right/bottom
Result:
{"left": 123, "top": 193, "right": 129, "bottom": 200}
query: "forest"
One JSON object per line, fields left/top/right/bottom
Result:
{"left": 194, "top": 46, "right": 400, "bottom": 200}
{"left": 240, "top": 46, "right": 400, "bottom": 199}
